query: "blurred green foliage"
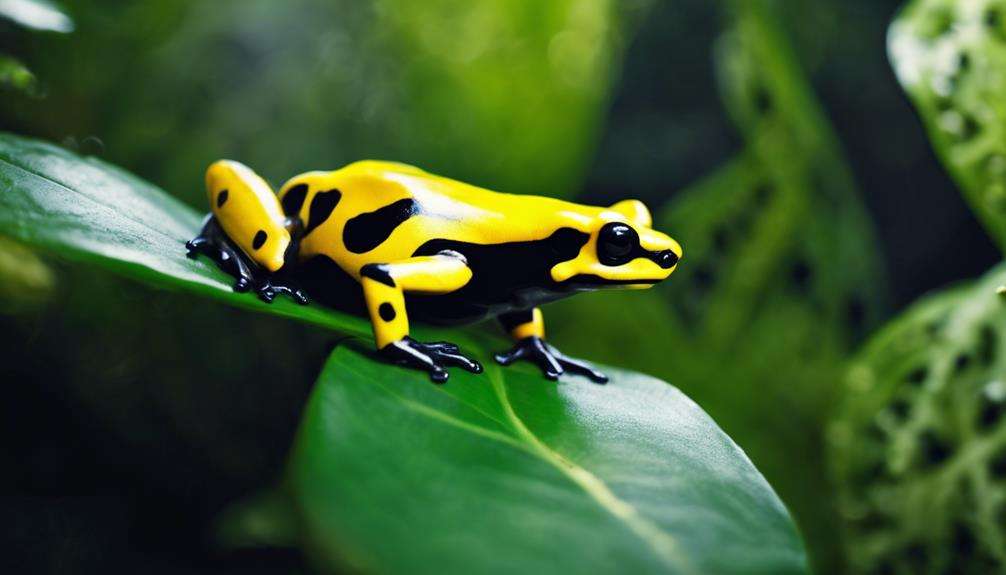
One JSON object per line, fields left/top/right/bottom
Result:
{"left": 823, "top": 0, "right": 1006, "bottom": 572}
{"left": 5, "top": 0, "right": 631, "bottom": 203}
{"left": 889, "top": 0, "right": 1006, "bottom": 252}
{"left": 830, "top": 265, "right": 1006, "bottom": 573}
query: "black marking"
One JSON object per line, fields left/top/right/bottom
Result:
{"left": 252, "top": 230, "right": 267, "bottom": 250}
{"left": 409, "top": 228, "right": 589, "bottom": 324}
{"left": 282, "top": 183, "right": 309, "bottom": 216}
{"left": 344, "top": 198, "right": 419, "bottom": 253}
{"left": 216, "top": 189, "right": 229, "bottom": 208}
{"left": 360, "top": 263, "right": 396, "bottom": 287}
{"left": 305, "top": 189, "right": 342, "bottom": 237}
{"left": 379, "top": 302, "right": 397, "bottom": 322}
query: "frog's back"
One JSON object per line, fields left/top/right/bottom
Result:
{"left": 278, "top": 160, "right": 599, "bottom": 277}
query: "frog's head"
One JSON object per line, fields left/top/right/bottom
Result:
{"left": 551, "top": 199, "right": 682, "bottom": 289}
{"left": 206, "top": 160, "right": 291, "bottom": 272}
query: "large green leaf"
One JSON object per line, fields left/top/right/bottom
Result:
{"left": 889, "top": 0, "right": 1006, "bottom": 252}
{"left": 0, "top": 131, "right": 371, "bottom": 338}
{"left": 255, "top": 341, "right": 808, "bottom": 575}
{"left": 829, "top": 263, "right": 1006, "bottom": 573}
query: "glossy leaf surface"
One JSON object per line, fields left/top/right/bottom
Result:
{"left": 0, "top": 132, "right": 371, "bottom": 338}
{"left": 278, "top": 342, "right": 808, "bottom": 575}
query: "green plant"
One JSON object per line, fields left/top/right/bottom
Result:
{"left": 0, "top": 132, "right": 808, "bottom": 572}
{"left": 827, "top": 0, "right": 1006, "bottom": 571}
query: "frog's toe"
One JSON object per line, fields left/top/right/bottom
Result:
{"left": 381, "top": 337, "right": 482, "bottom": 383}
{"left": 255, "top": 278, "right": 309, "bottom": 305}
{"left": 185, "top": 236, "right": 210, "bottom": 258}
{"left": 233, "top": 276, "right": 252, "bottom": 292}
{"left": 256, "top": 284, "right": 276, "bottom": 303}
{"left": 495, "top": 336, "right": 606, "bottom": 384}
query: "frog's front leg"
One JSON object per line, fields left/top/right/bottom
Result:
{"left": 361, "top": 251, "right": 483, "bottom": 383}
{"left": 186, "top": 215, "right": 256, "bottom": 293}
{"left": 187, "top": 160, "right": 307, "bottom": 304}
{"left": 494, "top": 308, "right": 608, "bottom": 384}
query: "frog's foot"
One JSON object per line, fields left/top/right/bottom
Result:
{"left": 186, "top": 216, "right": 307, "bottom": 304}
{"left": 381, "top": 337, "right": 483, "bottom": 384}
{"left": 494, "top": 336, "right": 608, "bottom": 384}
{"left": 186, "top": 218, "right": 255, "bottom": 293}
{"left": 254, "top": 275, "right": 309, "bottom": 305}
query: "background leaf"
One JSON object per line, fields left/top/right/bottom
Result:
{"left": 0, "top": 54, "right": 35, "bottom": 94}
{"left": 273, "top": 341, "right": 808, "bottom": 575}
{"left": 889, "top": 0, "right": 1006, "bottom": 253}
{"left": 0, "top": 0, "right": 72, "bottom": 33}
{"left": 829, "top": 263, "right": 1006, "bottom": 573}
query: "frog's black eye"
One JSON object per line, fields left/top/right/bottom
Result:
{"left": 597, "top": 222, "right": 638, "bottom": 266}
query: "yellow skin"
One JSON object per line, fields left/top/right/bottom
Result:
{"left": 188, "top": 160, "right": 682, "bottom": 383}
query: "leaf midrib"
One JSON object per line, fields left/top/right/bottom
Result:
{"left": 351, "top": 348, "right": 694, "bottom": 574}
{"left": 482, "top": 362, "right": 694, "bottom": 574}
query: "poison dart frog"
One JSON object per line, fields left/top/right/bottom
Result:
{"left": 186, "top": 160, "right": 682, "bottom": 383}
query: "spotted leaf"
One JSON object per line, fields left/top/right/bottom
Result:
{"left": 889, "top": 0, "right": 1006, "bottom": 252}
{"left": 830, "top": 263, "right": 1006, "bottom": 574}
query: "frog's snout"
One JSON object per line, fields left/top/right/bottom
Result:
{"left": 655, "top": 249, "right": 679, "bottom": 269}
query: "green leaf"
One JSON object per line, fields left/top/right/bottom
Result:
{"left": 0, "top": 132, "right": 371, "bottom": 338}
{"left": 268, "top": 341, "right": 809, "bottom": 575}
{"left": 829, "top": 263, "right": 1006, "bottom": 573}
{"left": 0, "top": 0, "right": 73, "bottom": 32}
{"left": 0, "top": 54, "right": 36, "bottom": 94}
{"left": 889, "top": 0, "right": 1006, "bottom": 252}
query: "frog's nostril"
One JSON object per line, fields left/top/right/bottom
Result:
{"left": 656, "top": 250, "right": 679, "bottom": 269}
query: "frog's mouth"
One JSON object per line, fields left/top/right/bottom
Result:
{"left": 563, "top": 275, "right": 662, "bottom": 290}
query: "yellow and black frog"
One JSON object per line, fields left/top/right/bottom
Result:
{"left": 187, "top": 159, "right": 682, "bottom": 383}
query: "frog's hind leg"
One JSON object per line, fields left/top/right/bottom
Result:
{"left": 494, "top": 308, "right": 608, "bottom": 384}
{"left": 360, "top": 251, "right": 482, "bottom": 383}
